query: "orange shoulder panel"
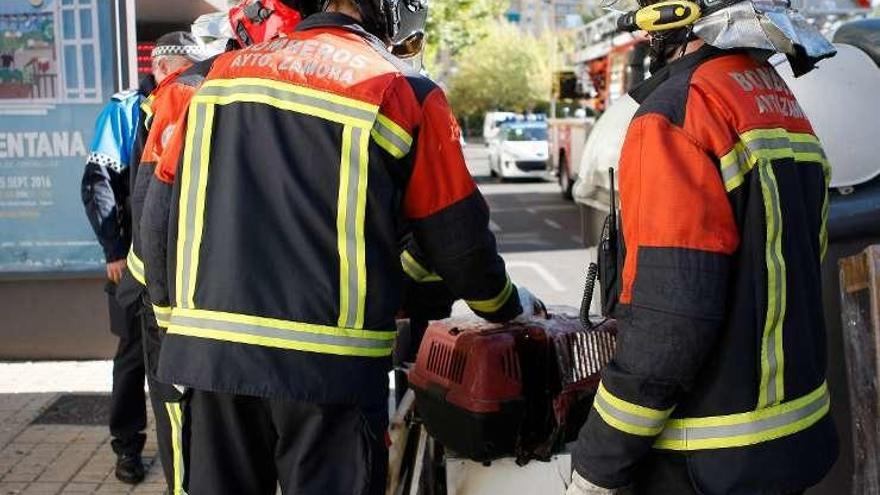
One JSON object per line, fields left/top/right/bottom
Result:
{"left": 619, "top": 114, "right": 740, "bottom": 303}
{"left": 207, "top": 29, "right": 399, "bottom": 108}
{"left": 141, "top": 80, "right": 198, "bottom": 167}
{"left": 685, "top": 54, "right": 814, "bottom": 158}
{"left": 153, "top": 106, "right": 190, "bottom": 185}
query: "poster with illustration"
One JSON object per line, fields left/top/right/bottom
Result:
{"left": 0, "top": 0, "right": 122, "bottom": 274}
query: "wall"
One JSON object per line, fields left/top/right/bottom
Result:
{"left": 0, "top": 277, "right": 115, "bottom": 360}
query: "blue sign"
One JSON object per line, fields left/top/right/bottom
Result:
{"left": 0, "top": 0, "right": 118, "bottom": 274}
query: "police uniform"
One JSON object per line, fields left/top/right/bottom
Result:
{"left": 81, "top": 79, "right": 153, "bottom": 461}
{"left": 142, "top": 13, "right": 523, "bottom": 494}
{"left": 572, "top": 46, "right": 838, "bottom": 494}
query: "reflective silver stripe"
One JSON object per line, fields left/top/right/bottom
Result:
{"left": 744, "top": 137, "right": 793, "bottom": 155}
{"left": 153, "top": 305, "right": 172, "bottom": 328}
{"left": 820, "top": 162, "right": 830, "bottom": 260}
{"left": 594, "top": 390, "right": 668, "bottom": 432}
{"left": 758, "top": 162, "right": 787, "bottom": 407}
{"left": 127, "top": 249, "right": 146, "bottom": 286}
{"left": 342, "top": 127, "right": 364, "bottom": 328}
{"left": 401, "top": 251, "right": 442, "bottom": 283}
{"left": 177, "top": 103, "right": 208, "bottom": 309}
{"left": 198, "top": 83, "right": 375, "bottom": 124}
{"left": 373, "top": 119, "right": 411, "bottom": 157}
{"left": 720, "top": 147, "right": 751, "bottom": 187}
{"left": 164, "top": 402, "right": 187, "bottom": 495}
{"left": 790, "top": 140, "right": 825, "bottom": 156}
{"left": 170, "top": 314, "right": 392, "bottom": 350}
{"left": 656, "top": 384, "right": 830, "bottom": 449}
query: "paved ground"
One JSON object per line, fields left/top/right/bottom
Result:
{"left": 461, "top": 143, "right": 596, "bottom": 314}
{"left": 0, "top": 144, "right": 590, "bottom": 494}
{"left": 0, "top": 394, "right": 165, "bottom": 494}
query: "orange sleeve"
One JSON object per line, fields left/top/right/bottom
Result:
{"left": 142, "top": 85, "right": 196, "bottom": 166}
{"left": 153, "top": 103, "right": 190, "bottom": 185}
{"left": 403, "top": 89, "right": 476, "bottom": 219}
{"left": 619, "top": 114, "right": 740, "bottom": 304}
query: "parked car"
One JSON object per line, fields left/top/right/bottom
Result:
{"left": 488, "top": 121, "right": 550, "bottom": 180}
{"left": 483, "top": 111, "right": 521, "bottom": 143}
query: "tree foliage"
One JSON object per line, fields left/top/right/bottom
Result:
{"left": 447, "top": 22, "right": 553, "bottom": 118}
{"left": 423, "top": 0, "right": 508, "bottom": 69}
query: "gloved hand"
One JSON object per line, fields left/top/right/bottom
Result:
{"left": 566, "top": 470, "right": 616, "bottom": 495}
{"left": 513, "top": 286, "right": 546, "bottom": 323}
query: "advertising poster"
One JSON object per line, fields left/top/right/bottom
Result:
{"left": 0, "top": 0, "right": 119, "bottom": 274}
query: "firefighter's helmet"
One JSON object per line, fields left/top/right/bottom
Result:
{"left": 608, "top": 0, "right": 835, "bottom": 76}
{"left": 228, "top": 0, "right": 303, "bottom": 47}
{"left": 295, "top": 0, "right": 428, "bottom": 56}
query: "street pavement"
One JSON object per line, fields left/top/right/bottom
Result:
{"left": 460, "top": 143, "right": 596, "bottom": 314}
{"left": 0, "top": 143, "right": 594, "bottom": 494}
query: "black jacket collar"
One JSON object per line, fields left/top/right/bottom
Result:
{"left": 629, "top": 44, "right": 728, "bottom": 104}
{"left": 296, "top": 12, "right": 384, "bottom": 45}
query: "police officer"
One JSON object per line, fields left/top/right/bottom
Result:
{"left": 142, "top": 0, "right": 542, "bottom": 493}
{"left": 81, "top": 32, "right": 208, "bottom": 484}
{"left": 566, "top": 0, "right": 838, "bottom": 493}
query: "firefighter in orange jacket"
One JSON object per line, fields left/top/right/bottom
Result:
{"left": 568, "top": 0, "right": 839, "bottom": 494}
{"left": 141, "top": 0, "right": 542, "bottom": 493}
{"left": 124, "top": 31, "right": 220, "bottom": 490}
{"left": 138, "top": 2, "right": 302, "bottom": 493}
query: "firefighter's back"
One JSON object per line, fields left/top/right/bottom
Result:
{"left": 635, "top": 48, "right": 838, "bottom": 493}
{"left": 160, "top": 21, "right": 415, "bottom": 405}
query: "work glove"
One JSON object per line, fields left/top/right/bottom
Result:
{"left": 566, "top": 470, "right": 617, "bottom": 495}
{"left": 513, "top": 286, "right": 546, "bottom": 323}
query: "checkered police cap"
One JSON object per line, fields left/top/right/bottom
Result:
{"left": 151, "top": 31, "right": 212, "bottom": 62}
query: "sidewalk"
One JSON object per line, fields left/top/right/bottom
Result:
{"left": 0, "top": 362, "right": 167, "bottom": 495}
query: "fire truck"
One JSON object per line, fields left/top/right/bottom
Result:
{"left": 547, "top": 12, "right": 648, "bottom": 199}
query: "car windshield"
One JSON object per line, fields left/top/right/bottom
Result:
{"left": 503, "top": 126, "right": 547, "bottom": 142}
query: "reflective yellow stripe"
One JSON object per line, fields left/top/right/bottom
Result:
{"left": 593, "top": 382, "right": 674, "bottom": 437}
{"left": 819, "top": 161, "right": 830, "bottom": 261}
{"left": 174, "top": 101, "right": 201, "bottom": 308}
{"left": 353, "top": 129, "right": 370, "bottom": 328}
{"left": 187, "top": 104, "right": 214, "bottom": 308}
{"left": 757, "top": 161, "right": 787, "bottom": 408}
{"left": 720, "top": 129, "right": 828, "bottom": 194}
{"left": 127, "top": 248, "right": 146, "bottom": 286}
{"left": 153, "top": 305, "right": 172, "bottom": 329}
{"left": 201, "top": 77, "right": 378, "bottom": 114}
{"left": 141, "top": 95, "right": 155, "bottom": 130}
{"left": 718, "top": 128, "right": 831, "bottom": 407}
{"left": 195, "top": 78, "right": 378, "bottom": 129}
{"left": 720, "top": 142, "right": 756, "bottom": 192}
{"left": 371, "top": 114, "right": 413, "bottom": 158}
{"left": 174, "top": 101, "right": 216, "bottom": 309}
{"left": 466, "top": 276, "right": 514, "bottom": 313}
{"left": 337, "top": 127, "right": 353, "bottom": 327}
{"left": 164, "top": 402, "right": 187, "bottom": 495}
{"left": 655, "top": 382, "right": 830, "bottom": 450}
{"left": 400, "top": 250, "right": 442, "bottom": 283}
{"left": 167, "top": 307, "right": 395, "bottom": 357}
{"left": 336, "top": 126, "right": 370, "bottom": 329}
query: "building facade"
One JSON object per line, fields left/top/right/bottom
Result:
{"left": 507, "top": 0, "right": 590, "bottom": 34}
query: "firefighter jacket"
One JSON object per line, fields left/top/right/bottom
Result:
{"left": 134, "top": 62, "right": 215, "bottom": 334}
{"left": 142, "top": 13, "right": 522, "bottom": 406}
{"left": 126, "top": 66, "right": 201, "bottom": 293}
{"left": 573, "top": 46, "right": 838, "bottom": 494}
